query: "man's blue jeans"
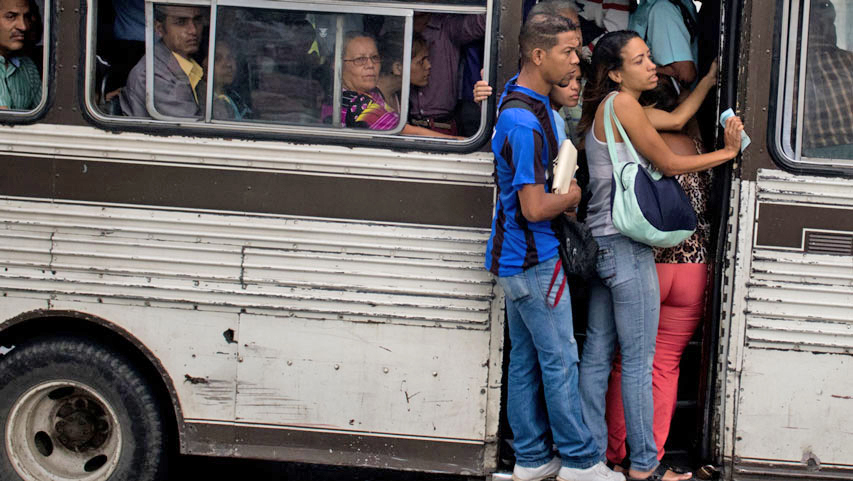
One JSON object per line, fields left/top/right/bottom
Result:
{"left": 498, "top": 255, "right": 600, "bottom": 469}
{"left": 579, "top": 234, "right": 660, "bottom": 471}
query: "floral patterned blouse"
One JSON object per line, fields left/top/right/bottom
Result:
{"left": 341, "top": 88, "right": 399, "bottom": 130}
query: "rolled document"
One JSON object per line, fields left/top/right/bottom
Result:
{"left": 552, "top": 139, "right": 578, "bottom": 194}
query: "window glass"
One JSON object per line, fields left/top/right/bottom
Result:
{"left": 799, "top": 0, "right": 853, "bottom": 160}
{"left": 0, "top": 0, "right": 46, "bottom": 113}
{"left": 778, "top": 0, "right": 853, "bottom": 165}
{"left": 91, "top": 1, "right": 491, "bottom": 143}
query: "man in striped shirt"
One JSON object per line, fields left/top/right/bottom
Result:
{"left": 0, "top": 0, "right": 41, "bottom": 111}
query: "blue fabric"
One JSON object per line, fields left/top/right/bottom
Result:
{"left": 633, "top": 165, "right": 696, "bottom": 231}
{"left": 485, "top": 76, "right": 561, "bottom": 276}
{"left": 113, "top": 0, "right": 145, "bottom": 42}
{"left": 629, "top": 0, "right": 697, "bottom": 67}
{"left": 499, "top": 256, "right": 601, "bottom": 469}
{"left": 552, "top": 108, "right": 567, "bottom": 145}
{"left": 579, "top": 234, "right": 660, "bottom": 471}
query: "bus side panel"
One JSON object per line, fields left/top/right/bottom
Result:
{"left": 721, "top": 169, "right": 853, "bottom": 479}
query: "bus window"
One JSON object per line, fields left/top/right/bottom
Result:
{"left": 0, "top": 0, "right": 48, "bottom": 116}
{"left": 775, "top": 0, "right": 853, "bottom": 169}
{"left": 88, "top": 0, "right": 494, "bottom": 146}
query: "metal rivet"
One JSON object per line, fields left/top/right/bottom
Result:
{"left": 383, "top": 367, "right": 389, "bottom": 374}
{"left": 287, "top": 360, "right": 293, "bottom": 366}
{"left": 432, "top": 371, "right": 438, "bottom": 377}
{"left": 334, "top": 364, "right": 340, "bottom": 370}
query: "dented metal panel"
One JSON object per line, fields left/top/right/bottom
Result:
{"left": 0, "top": 196, "right": 499, "bottom": 462}
{"left": 720, "top": 170, "right": 853, "bottom": 477}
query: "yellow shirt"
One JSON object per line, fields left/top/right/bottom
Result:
{"left": 172, "top": 52, "right": 203, "bottom": 104}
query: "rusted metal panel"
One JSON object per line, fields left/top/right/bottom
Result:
{"left": 184, "top": 422, "right": 486, "bottom": 474}
{"left": 737, "top": 0, "right": 781, "bottom": 180}
{"left": 235, "top": 314, "right": 491, "bottom": 440}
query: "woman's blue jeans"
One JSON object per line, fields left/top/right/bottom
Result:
{"left": 498, "top": 255, "right": 600, "bottom": 469}
{"left": 579, "top": 234, "right": 660, "bottom": 471}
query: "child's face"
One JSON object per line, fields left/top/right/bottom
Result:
{"left": 550, "top": 67, "right": 581, "bottom": 108}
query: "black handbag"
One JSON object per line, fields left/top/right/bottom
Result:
{"left": 552, "top": 214, "right": 599, "bottom": 281}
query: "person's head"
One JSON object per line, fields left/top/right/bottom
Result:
{"left": 413, "top": 12, "right": 431, "bottom": 34}
{"left": 519, "top": 13, "right": 580, "bottom": 88}
{"left": 527, "top": 0, "right": 582, "bottom": 44}
{"left": 378, "top": 32, "right": 430, "bottom": 88}
{"left": 638, "top": 72, "right": 680, "bottom": 112}
{"left": 342, "top": 32, "right": 381, "bottom": 93}
{"left": 409, "top": 33, "right": 431, "bottom": 87}
{"left": 213, "top": 40, "right": 236, "bottom": 91}
{"left": 578, "top": 30, "right": 655, "bottom": 135}
{"left": 550, "top": 65, "right": 581, "bottom": 109}
{"left": 154, "top": 5, "right": 206, "bottom": 59}
{"left": 809, "top": 0, "right": 837, "bottom": 45}
{"left": 0, "top": 0, "right": 32, "bottom": 58}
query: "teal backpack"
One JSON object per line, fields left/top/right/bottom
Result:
{"left": 603, "top": 94, "right": 696, "bottom": 248}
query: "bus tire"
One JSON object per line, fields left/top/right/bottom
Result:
{"left": 0, "top": 335, "right": 170, "bottom": 481}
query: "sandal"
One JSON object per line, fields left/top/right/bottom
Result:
{"left": 626, "top": 463, "right": 697, "bottom": 481}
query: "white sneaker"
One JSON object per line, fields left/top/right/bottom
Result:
{"left": 557, "top": 461, "right": 626, "bottom": 481}
{"left": 513, "top": 456, "right": 562, "bottom": 481}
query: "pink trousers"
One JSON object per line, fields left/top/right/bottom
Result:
{"left": 604, "top": 263, "right": 708, "bottom": 464}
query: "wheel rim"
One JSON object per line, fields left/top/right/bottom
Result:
{"left": 6, "top": 380, "right": 122, "bottom": 481}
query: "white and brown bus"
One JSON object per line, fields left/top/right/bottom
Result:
{"left": 0, "top": 0, "right": 850, "bottom": 480}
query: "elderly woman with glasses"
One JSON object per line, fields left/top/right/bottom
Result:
{"left": 341, "top": 32, "right": 459, "bottom": 138}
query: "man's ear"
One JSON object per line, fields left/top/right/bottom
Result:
{"left": 154, "top": 21, "right": 165, "bottom": 38}
{"left": 531, "top": 47, "right": 546, "bottom": 66}
{"left": 608, "top": 69, "right": 622, "bottom": 85}
{"left": 392, "top": 61, "right": 403, "bottom": 77}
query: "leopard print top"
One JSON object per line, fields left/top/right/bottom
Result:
{"left": 654, "top": 137, "right": 712, "bottom": 264}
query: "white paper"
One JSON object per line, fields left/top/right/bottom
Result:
{"left": 552, "top": 139, "right": 578, "bottom": 194}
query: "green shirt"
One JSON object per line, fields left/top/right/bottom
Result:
{"left": 0, "top": 55, "right": 41, "bottom": 110}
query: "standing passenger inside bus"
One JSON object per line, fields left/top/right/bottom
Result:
{"left": 120, "top": 5, "right": 207, "bottom": 118}
{"left": 0, "top": 0, "right": 40, "bottom": 110}
{"left": 629, "top": 0, "right": 698, "bottom": 86}
{"left": 485, "top": 13, "right": 624, "bottom": 481}
{"left": 410, "top": 12, "right": 485, "bottom": 136}
{"left": 376, "top": 32, "right": 430, "bottom": 114}
{"left": 576, "top": 31, "right": 742, "bottom": 481}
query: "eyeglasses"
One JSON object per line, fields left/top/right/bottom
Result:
{"left": 343, "top": 55, "right": 381, "bottom": 66}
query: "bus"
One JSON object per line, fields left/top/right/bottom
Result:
{"left": 0, "top": 0, "right": 850, "bottom": 480}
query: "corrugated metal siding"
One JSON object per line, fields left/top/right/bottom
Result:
{"left": 0, "top": 199, "right": 494, "bottom": 329}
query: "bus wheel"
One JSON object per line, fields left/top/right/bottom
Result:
{"left": 0, "top": 336, "right": 169, "bottom": 481}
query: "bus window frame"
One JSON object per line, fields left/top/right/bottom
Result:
{"left": 770, "top": 0, "right": 853, "bottom": 176}
{"left": 83, "top": 0, "right": 496, "bottom": 153}
{"left": 0, "top": 0, "right": 51, "bottom": 123}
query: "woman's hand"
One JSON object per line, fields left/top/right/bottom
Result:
{"left": 473, "top": 80, "right": 493, "bottom": 103}
{"left": 723, "top": 115, "right": 744, "bottom": 158}
{"left": 698, "top": 60, "right": 718, "bottom": 89}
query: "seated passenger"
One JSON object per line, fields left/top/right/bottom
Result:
{"left": 341, "top": 32, "right": 458, "bottom": 138}
{"left": 120, "top": 5, "right": 207, "bottom": 118}
{"left": 211, "top": 40, "right": 250, "bottom": 120}
{"left": 0, "top": 0, "right": 41, "bottom": 110}
{"left": 376, "top": 32, "right": 430, "bottom": 113}
{"left": 802, "top": 0, "right": 853, "bottom": 158}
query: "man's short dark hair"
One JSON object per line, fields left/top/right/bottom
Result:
{"left": 154, "top": 4, "right": 166, "bottom": 24}
{"left": 519, "top": 13, "right": 577, "bottom": 64}
{"left": 528, "top": 0, "right": 580, "bottom": 19}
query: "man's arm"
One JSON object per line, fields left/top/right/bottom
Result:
{"left": 446, "top": 14, "right": 486, "bottom": 46}
{"left": 647, "top": 1, "right": 697, "bottom": 85}
{"left": 518, "top": 180, "right": 581, "bottom": 223}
